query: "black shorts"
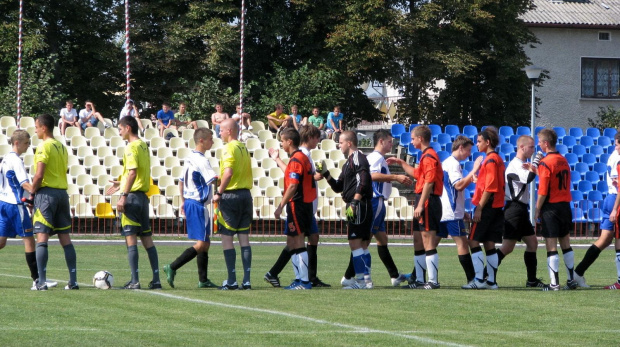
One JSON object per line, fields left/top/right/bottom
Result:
{"left": 469, "top": 205, "right": 503, "bottom": 243}
{"left": 121, "top": 191, "right": 152, "bottom": 236}
{"left": 284, "top": 201, "right": 313, "bottom": 237}
{"left": 218, "top": 189, "right": 253, "bottom": 236}
{"left": 503, "top": 201, "right": 535, "bottom": 241}
{"left": 347, "top": 199, "right": 372, "bottom": 241}
{"left": 412, "top": 194, "right": 442, "bottom": 232}
{"left": 540, "top": 202, "right": 572, "bottom": 238}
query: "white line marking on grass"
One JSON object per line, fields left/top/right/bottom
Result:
{"left": 144, "top": 290, "right": 471, "bottom": 346}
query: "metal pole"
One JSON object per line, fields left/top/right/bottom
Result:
{"left": 529, "top": 81, "right": 536, "bottom": 224}
{"left": 239, "top": 0, "right": 245, "bottom": 113}
{"left": 125, "top": 0, "right": 131, "bottom": 101}
{"left": 17, "top": 0, "right": 23, "bottom": 125}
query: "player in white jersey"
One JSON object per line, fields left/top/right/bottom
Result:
{"left": 345, "top": 129, "right": 411, "bottom": 287}
{"left": 435, "top": 136, "right": 481, "bottom": 288}
{"left": 163, "top": 128, "right": 218, "bottom": 288}
{"left": 264, "top": 125, "right": 331, "bottom": 287}
{"left": 0, "top": 130, "right": 57, "bottom": 289}
{"left": 575, "top": 132, "right": 620, "bottom": 289}
{"left": 496, "top": 135, "right": 546, "bottom": 288}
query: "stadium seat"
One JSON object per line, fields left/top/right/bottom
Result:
{"left": 587, "top": 190, "right": 603, "bottom": 202}
{"left": 320, "top": 139, "right": 337, "bottom": 151}
{"left": 569, "top": 127, "right": 583, "bottom": 138}
{"left": 430, "top": 142, "right": 441, "bottom": 152}
{"left": 245, "top": 138, "right": 261, "bottom": 153}
{"left": 555, "top": 144, "right": 568, "bottom": 155}
{"left": 250, "top": 121, "right": 265, "bottom": 133}
{"left": 572, "top": 207, "right": 586, "bottom": 223}
{"left": 84, "top": 127, "right": 100, "bottom": 141}
{"left": 565, "top": 153, "right": 578, "bottom": 170}
{"left": 438, "top": 151, "right": 450, "bottom": 162}
{"left": 570, "top": 170, "right": 581, "bottom": 190}
{"left": 580, "top": 135, "right": 594, "bottom": 147}
{"left": 578, "top": 180, "right": 592, "bottom": 198}
{"left": 582, "top": 153, "right": 596, "bottom": 169}
{"left": 399, "top": 132, "right": 411, "bottom": 147}
{"left": 253, "top": 148, "right": 269, "bottom": 162}
{"left": 391, "top": 124, "right": 406, "bottom": 140}
{"left": 587, "top": 208, "right": 603, "bottom": 223}
{"left": 157, "top": 176, "right": 175, "bottom": 190}
{"left": 590, "top": 145, "right": 604, "bottom": 157}
{"left": 329, "top": 150, "right": 345, "bottom": 161}
{"left": 586, "top": 127, "right": 601, "bottom": 138}
{"left": 169, "top": 137, "right": 186, "bottom": 152}
{"left": 553, "top": 127, "right": 566, "bottom": 140}
{"left": 69, "top": 136, "right": 88, "bottom": 151}
{"left": 95, "top": 203, "right": 115, "bottom": 219}
{"left": 176, "top": 147, "right": 192, "bottom": 162}
{"left": 472, "top": 152, "right": 485, "bottom": 162}
{"left": 164, "top": 157, "right": 181, "bottom": 173}
{"left": 64, "top": 127, "right": 82, "bottom": 141}
{"left": 499, "top": 143, "right": 515, "bottom": 154}
{"left": 90, "top": 135, "right": 106, "bottom": 149}
{"left": 428, "top": 124, "right": 441, "bottom": 141}
{"left": 499, "top": 126, "right": 514, "bottom": 138}
{"left": 574, "top": 162, "right": 589, "bottom": 178}
{"left": 597, "top": 181, "right": 608, "bottom": 194}
{"left": 409, "top": 124, "right": 420, "bottom": 133}
{"left": 156, "top": 203, "right": 177, "bottom": 219}
{"left": 437, "top": 133, "right": 451, "bottom": 148}
{"left": 74, "top": 202, "right": 95, "bottom": 218}
{"left": 162, "top": 128, "right": 178, "bottom": 140}
{"left": 88, "top": 194, "right": 107, "bottom": 209}
{"left": 97, "top": 146, "right": 114, "bottom": 162}
{"left": 443, "top": 141, "right": 452, "bottom": 152}
{"left": 509, "top": 135, "right": 519, "bottom": 148}
{"left": 181, "top": 129, "right": 195, "bottom": 142}
{"left": 104, "top": 155, "right": 120, "bottom": 168}
{"left": 69, "top": 165, "right": 87, "bottom": 177}
{"left": 462, "top": 125, "right": 478, "bottom": 139}
{"left": 269, "top": 167, "right": 284, "bottom": 181}
{"left": 257, "top": 130, "right": 273, "bottom": 142}
{"left": 585, "top": 171, "right": 600, "bottom": 187}
{"left": 399, "top": 206, "right": 414, "bottom": 221}
{"left": 571, "top": 190, "right": 583, "bottom": 204}
{"left": 572, "top": 145, "right": 586, "bottom": 159}
{"left": 597, "top": 136, "right": 611, "bottom": 148}
{"left": 516, "top": 126, "right": 530, "bottom": 136}
{"left": 390, "top": 186, "right": 400, "bottom": 198}
{"left": 603, "top": 128, "right": 617, "bottom": 139}
{"left": 311, "top": 149, "right": 327, "bottom": 161}
{"left": 562, "top": 135, "right": 576, "bottom": 148}
{"left": 444, "top": 125, "right": 460, "bottom": 140}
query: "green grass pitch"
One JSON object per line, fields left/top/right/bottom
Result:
{"left": 0, "top": 240, "right": 618, "bottom": 346}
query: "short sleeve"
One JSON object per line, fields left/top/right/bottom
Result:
{"left": 446, "top": 159, "right": 463, "bottom": 185}
{"left": 538, "top": 162, "right": 551, "bottom": 196}
{"left": 221, "top": 144, "right": 235, "bottom": 170}
{"left": 124, "top": 143, "right": 139, "bottom": 170}
{"left": 484, "top": 159, "right": 499, "bottom": 193}
{"left": 34, "top": 143, "right": 49, "bottom": 165}
{"left": 423, "top": 157, "right": 438, "bottom": 183}
{"left": 368, "top": 153, "right": 383, "bottom": 174}
{"left": 287, "top": 159, "right": 303, "bottom": 185}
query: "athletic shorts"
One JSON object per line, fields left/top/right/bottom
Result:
{"left": 121, "top": 191, "right": 151, "bottom": 236}
{"left": 371, "top": 197, "right": 386, "bottom": 234}
{"left": 0, "top": 201, "right": 33, "bottom": 238}
{"left": 218, "top": 189, "right": 253, "bottom": 236}
{"left": 600, "top": 193, "right": 616, "bottom": 231}
{"left": 284, "top": 201, "right": 313, "bottom": 237}
{"left": 540, "top": 202, "right": 572, "bottom": 239}
{"left": 347, "top": 199, "right": 372, "bottom": 241}
{"left": 469, "top": 205, "right": 503, "bottom": 243}
{"left": 33, "top": 187, "right": 71, "bottom": 235}
{"left": 412, "top": 194, "right": 442, "bottom": 232}
{"left": 438, "top": 219, "right": 467, "bottom": 238}
{"left": 285, "top": 214, "right": 319, "bottom": 235}
{"left": 503, "top": 201, "right": 535, "bottom": 241}
{"left": 80, "top": 118, "right": 98, "bottom": 129}
{"left": 184, "top": 199, "right": 211, "bottom": 242}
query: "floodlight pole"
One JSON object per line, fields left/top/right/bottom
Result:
{"left": 524, "top": 66, "right": 542, "bottom": 225}
{"left": 17, "top": 0, "right": 23, "bottom": 125}
{"left": 239, "top": 0, "right": 245, "bottom": 113}
{"left": 125, "top": 0, "right": 131, "bottom": 101}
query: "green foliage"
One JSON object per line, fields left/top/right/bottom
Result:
{"left": 588, "top": 105, "right": 620, "bottom": 131}
{"left": 170, "top": 77, "right": 238, "bottom": 121}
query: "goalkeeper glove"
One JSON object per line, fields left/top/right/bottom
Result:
{"left": 318, "top": 159, "right": 330, "bottom": 178}
{"left": 346, "top": 199, "right": 360, "bottom": 223}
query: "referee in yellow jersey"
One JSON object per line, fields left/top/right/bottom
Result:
{"left": 31, "top": 114, "right": 77, "bottom": 290}
{"left": 213, "top": 118, "right": 253, "bottom": 290}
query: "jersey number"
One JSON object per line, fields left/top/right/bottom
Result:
{"left": 556, "top": 170, "right": 569, "bottom": 191}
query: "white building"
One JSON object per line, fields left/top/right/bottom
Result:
{"left": 520, "top": 0, "right": 620, "bottom": 128}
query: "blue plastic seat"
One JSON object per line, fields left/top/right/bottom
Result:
{"left": 463, "top": 125, "right": 478, "bottom": 139}
{"left": 430, "top": 142, "right": 441, "bottom": 152}
{"left": 500, "top": 143, "right": 515, "bottom": 154}
{"left": 597, "top": 136, "right": 611, "bottom": 148}
{"left": 399, "top": 132, "right": 411, "bottom": 147}
{"left": 391, "top": 124, "right": 406, "bottom": 140}
{"left": 600, "top": 153, "right": 610, "bottom": 164}
{"left": 562, "top": 135, "right": 576, "bottom": 148}
{"left": 409, "top": 124, "right": 420, "bottom": 133}
{"left": 516, "top": 126, "right": 531, "bottom": 136}
{"left": 572, "top": 207, "right": 586, "bottom": 223}
{"left": 593, "top": 162, "right": 607, "bottom": 179}
{"left": 443, "top": 141, "right": 453, "bottom": 152}
{"left": 603, "top": 128, "right": 617, "bottom": 139}
{"left": 585, "top": 171, "right": 600, "bottom": 186}
{"left": 444, "top": 125, "right": 460, "bottom": 140}
{"left": 569, "top": 127, "right": 584, "bottom": 138}
{"left": 509, "top": 152, "right": 517, "bottom": 161}
{"left": 556, "top": 144, "right": 568, "bottom": 155}
{"left": 509, "top": 135, "right": 520, "bottom": 147}
{"left": 588, "top": 190, "right": 603, "bottom": 201}
{"left": 553, "top": 127, "right": 567, "bottom": 140}
{"left": 587, "top": 208, "right": 603, "bottom": 223}
{"left": 582, "top": 153, "right": 597, "bottom": 169}
{"left": 570, "top": 190, "right": 583, "bottom": 204}
{"left": 407, "top": 144, "right": 420, "bottom": 162}
{"left": 464, "top": 161, "right": 475, "bottom": 172}
{"left": 565, "top": 153, "right": 578, "bottom": 170}
{"left": 589, "top": 145, "right": 604, "bottom": 157}
{"left": 572, "top": 145, "right": 586, "bottom": 158}
{"left": 571, "top": 171, "right": 581, "bottom": 190}
{"left": 574, "top": 162, "right": 589, "bottom": 178}
{"left": 464, "top": 198, "right": 474, "bottom": 214}
{"left": 428, "top": 124, "right": 442, "bottom": 141}
{"left": 499, "top": 126, "right": 514, "bottom": 138}
{"left": 597, "top": 181, "right": 609, "bottom": 194}
{"left": 580, "top": 135, "right": 594, "bottom": 147}
{"left": 438, "top": 151, "right": 451, "bottom": 162}
{"left": 437, "top": 133, "right": 451, "bottom": 145}
{"left": 472, "top": 152, "right": 485, "bottom": 162}
{"left": 535, "top": 126, "right": 545, "bottom": 135}
{"left": 608, "top": 145, "right": 615, "bottom": 155}
{"left": 586, "top": 127, "right": 601, "bottom": 138}
{"left": 578, "top": 180, "right": 592, "bottom": 197}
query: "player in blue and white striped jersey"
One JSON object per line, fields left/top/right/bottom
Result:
{"left": 436, "top": 136, "right": 482, "bottom": 288}
{"left": 163, "top": 128, "right": 218, "bottom": 289}
{"left": 0, "top": 130, "right": 57, "bottom": 290}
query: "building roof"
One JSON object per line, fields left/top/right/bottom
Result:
{"left": 520, "top": 0, "right": 620, "bottom": 27}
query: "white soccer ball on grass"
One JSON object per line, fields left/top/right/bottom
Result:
{"left": 93, "top": 270, "right": 114, "bottom": 289}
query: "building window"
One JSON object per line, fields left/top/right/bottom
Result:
{"left": 581, "top": 58, "right": 620, "bottom": 98}
{"left": 599, "top": 32, "right": 611, "bottom": 41}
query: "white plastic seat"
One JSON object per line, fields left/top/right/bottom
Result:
{"left": 84, "top": 127, "right": 101, "bottom": 141}
{"left": 89, "top": 135, "right": 107, "bottom": 148}
{"left": 156, "top": 203, "right": 177, "bottom": 219}
{"left": 320, "top": 139, "right": 337, "bottom": 151}
{"left": 74, "top": 202, "right": 95, "bottom": 218}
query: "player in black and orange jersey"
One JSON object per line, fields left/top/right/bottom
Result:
{"left": 604, "top": 133, "right": 620, "bottom": 290}
{"left": 388, "top": 125, "right": 443, "bottom": 289}
{"left": 535, "top": 128, "right": 577, "bottom": 291}
{"left": 462, "top": 127, "right": 505, "bottom": 290}
{"left": 273, "top": 128, "right": 316, "bottom": 290}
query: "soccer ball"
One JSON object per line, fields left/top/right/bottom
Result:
{"left": 93, "top": 271, "right": 114, "bottom": 289}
